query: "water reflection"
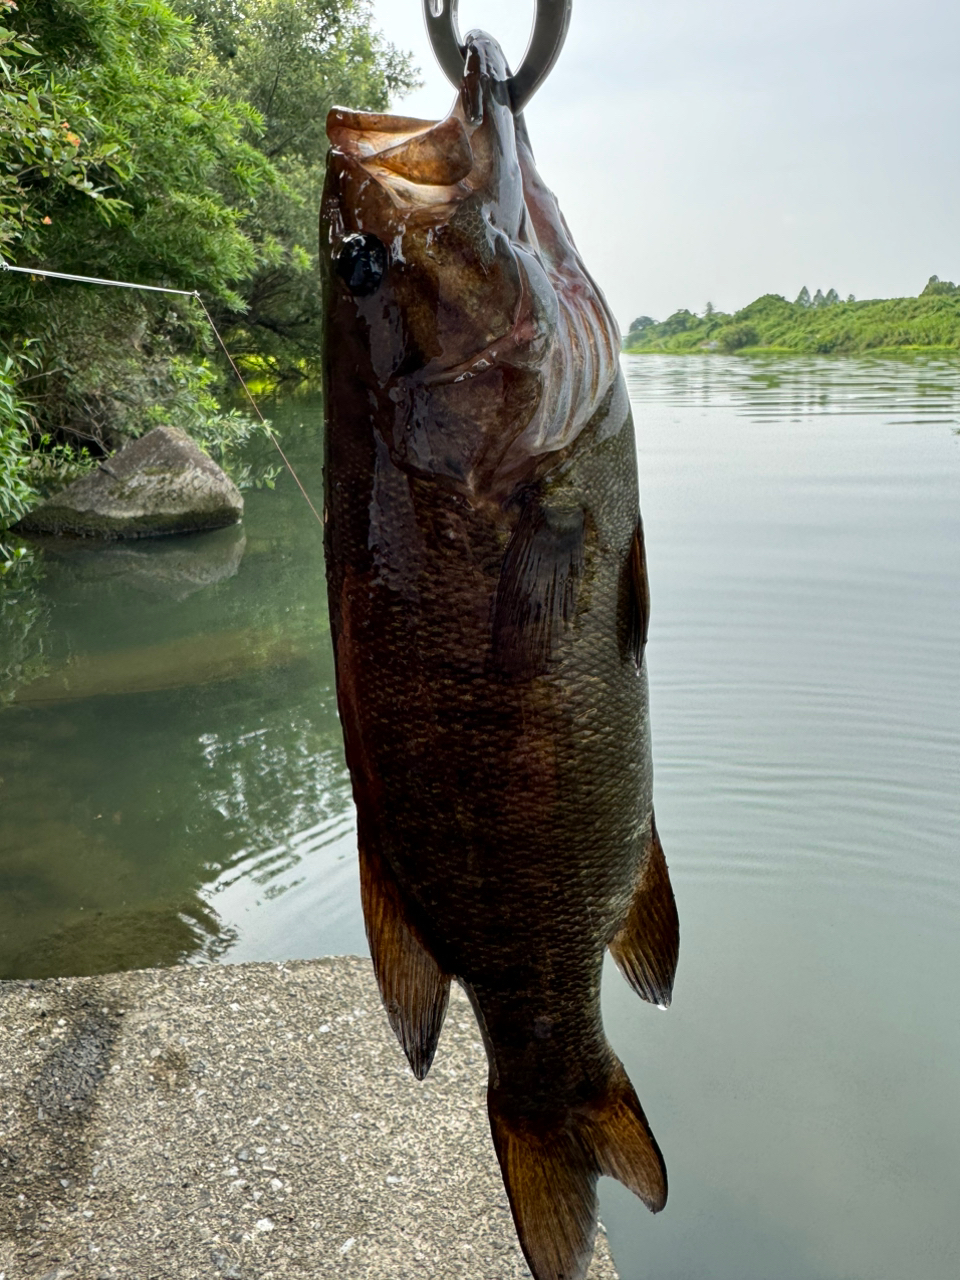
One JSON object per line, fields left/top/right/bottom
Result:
{"left": 600, "top": 354, "right": 960, "bottom": 1280}
{"left": 0, "top": 394, "right": 350, "bottom": 977}
{"left": 24, "top": 522, "right": 248, "bottom": 601}
{"left": 0, "top": 659, "right": 350, "bottom": 974}
{"left": 624, "top": 351, "right": 960, "bottom": 426}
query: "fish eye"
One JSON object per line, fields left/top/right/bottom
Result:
{"left": 334, "top": 233, "right": 389, "bottom": 297}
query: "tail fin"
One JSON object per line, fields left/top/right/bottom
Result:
{"left": 488, "top": 1060, "right": 667, "bottom": 1280}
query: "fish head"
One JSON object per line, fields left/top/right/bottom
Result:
{"left": 322, "top": 31, "right": 610, "bottom": 496}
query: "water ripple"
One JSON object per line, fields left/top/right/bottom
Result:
{"left": 623, "top": 352, "right": 960, "bottom": 429}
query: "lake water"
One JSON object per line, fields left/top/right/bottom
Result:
{"left": 2, "top": 355, "right": 958, "bottom": 1279}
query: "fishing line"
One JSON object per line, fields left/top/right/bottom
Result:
{"left": 0, "top": 256, "right": 323, "bottom": 527}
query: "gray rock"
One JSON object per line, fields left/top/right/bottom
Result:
{"left": 15, "top": 426, "right": 243, "bottom": 539}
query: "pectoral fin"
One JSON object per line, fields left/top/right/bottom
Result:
{"left": 358, "top": 828, "right": 450, "bottom": 1080}
{"left": 609, "top": 817, "right": 680, "bottom": 1008}
{"left": 491, "top": 493, "right": 585, "bottom": 680}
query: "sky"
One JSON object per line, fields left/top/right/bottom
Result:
{"left": 368, "top": 0, "right": 960, "bottom": 329}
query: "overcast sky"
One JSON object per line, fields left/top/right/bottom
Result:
{"left": 368, "top": 0, "right": 959, "bottom": 329}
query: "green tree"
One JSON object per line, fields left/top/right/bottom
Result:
{"left": 622, "top": 288, "right": 960, "bottom": 355}
{"left": 0, "top": 16, "right": 126, "bottom": 254}
{"left": 0, "top": 0, "right": 276, "bottom": 460}
{"left": 177, "top": 0, "right": 419, "bottom": 377}
{"left": 795, "top": 286, "right": 811, "bottom": 307}
{"left": 0, "top": 0, "right": 414, "bottom": 551}
{"left": 658, "top": 309, "right": 697, "bottom": 337}
{"left": 920, "top": 274, "right": 959, "bottom": 297}
{"left": 716, "top": 322, "right": 758, "bottom": 353}
{"left": 5, "top": 0, "right": 273, "bottom": 296}
{"left": 628, "top": 315, "right": 655, "bottom": 334}
{"left": 0, "top": 354, "right": 34, "bottom": 563}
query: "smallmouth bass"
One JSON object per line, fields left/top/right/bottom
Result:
{"left": 321, "top": 32, "right": 679, "bottom": 1280}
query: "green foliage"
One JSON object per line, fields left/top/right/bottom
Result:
{"left": 176, "top": 0, "right": 419, "bottom": 378}
{"left": 0, "top": 549, "right": 50, "bottom": 698}
{"left": 657, "top": 308, "right": 699, "bottom": 337}
{"left": 628, "top": 315, "right": 655, "bottom": 334}
{"left": 624, "top": 282, "right": 960, "bottom": 356}
{"left": 141, "top": 357, "right": 280, "bottom": 490}
{"left": 716, "top": 322, "right": 758, "bottom": 353}
{"left": 0, "top": 17, "right": 126, "bottom": 251}
{"left": 0, "top": 352, "right": 35, "bottom": 561}
{"left": 4, "top": 0, "right": 272, "bottom": 300}
{"left": 920, "top": 275, "right": 959, "bottom": 298}
{"left": 0, "top": 0, "right": 278, "bottom": 498}
{"left": 0, "top": 0, "right": 414, "bottom": 542}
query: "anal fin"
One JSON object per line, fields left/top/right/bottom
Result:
{"left": 489, "top": 1060, "right": 667, "bottom": 1280}
{"left": 359, "top": 834, "right": 450, "bottom": 1080}
{"left": 610, "top": 816, "right": 680, "bottom": 1007}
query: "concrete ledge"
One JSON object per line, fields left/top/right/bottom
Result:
{"left": 0, "top": 958, "right": 619, "bottom": 1280}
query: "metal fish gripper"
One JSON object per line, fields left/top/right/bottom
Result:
{"left": 423, "top": 0, "right": 573, "bottom": 113}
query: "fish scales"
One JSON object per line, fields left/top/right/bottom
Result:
{"left": 321, "top": 32, "right": 679, "bottom": 1280}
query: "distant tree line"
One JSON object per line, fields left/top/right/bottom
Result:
{"left": 0, "top": 0, "right": 417, "bottom": 565}
{"left": 624, "top": 277, "right": 960, "bottom": 356}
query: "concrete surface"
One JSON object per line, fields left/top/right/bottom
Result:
{"left": 0, "top": 957, "right": 619, "bottom": 1280}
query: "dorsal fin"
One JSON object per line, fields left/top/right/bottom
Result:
{"left": 623, "top": 514, "right": 650, "bottom": 669}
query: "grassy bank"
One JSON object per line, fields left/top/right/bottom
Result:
{"left": 623, "top": 279, "right": 960, "bottom": 355}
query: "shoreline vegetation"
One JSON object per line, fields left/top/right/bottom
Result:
{"left": 623, "top": 278, "right": 960, "bottom": 356}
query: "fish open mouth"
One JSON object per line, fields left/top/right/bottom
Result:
{"left": 322, "top": 30, "right": 623, "bottom": 481}
{"left": 323, "top": 39, "right": 543, "bottom": 389}
{"left": 327, "top": 110, "right": 475, "bottom": 194}
{"left": 324, "top": 33, "right": 526, "bottom": 246}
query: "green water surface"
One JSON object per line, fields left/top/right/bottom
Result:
{"left": 2, "top": 358, "right": 959, "bottom": 1280}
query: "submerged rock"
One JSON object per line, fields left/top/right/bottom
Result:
{"left": 15, "top": 425, "right": 243, "bottom": 538}
{"left": 7, "top": 623, "right": 308, "bottom": 706}
{"left": 28, "top": 523, "right": 247, "bottom": 600}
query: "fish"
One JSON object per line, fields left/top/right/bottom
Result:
{"left": 320, "top": 31, "right": 679, "bottom": 1280}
